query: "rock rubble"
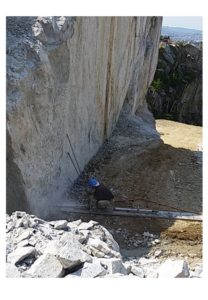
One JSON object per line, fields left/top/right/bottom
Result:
{"left": 6, "top": 211, "right": 202, "bottom": 278}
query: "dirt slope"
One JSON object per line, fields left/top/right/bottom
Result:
{"left": 67, "top": 117, "right": 202, "bottom": 268}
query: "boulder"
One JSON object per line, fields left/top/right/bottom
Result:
{"left": 23, "top": 253, "right": 64, "bottom": 278}
{"left": 70, "top": 262, "right": 106, "bottom": 278}
{"left": 131, "top": 265, "right": 145, "bottom": 277}
{"left": 100, "top": 258, "right": 127, "bottom": 275}
{"left": 43, "top": 232, "right": 92, "bottom": 269}
{"left": 7, "top": 246, "right": 35, "bottom": 265}
{"left": 123, "top": 261, "right": 132, "bottom": 274}
{"left": 158, "top": 259, "right": 190, "bottom": 278}
{"left": 53, "top": 220, "right": 68, "bottom": 230}
{"left": 16, "top": 228, "right": 34, "bottom": 243}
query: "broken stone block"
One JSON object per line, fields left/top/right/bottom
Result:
{"left": 158, "top": 259, "right": 190, "bottom": 278}
{"left": 17, "top": 240, "right": 30, "bottom": 247}
{"left": 43, "top": 233, "right": 92, "bottom": 269}
{"left": 123, "top": 261, "right": 132, "bottom": 274}
{"left": 16, "top": 229, "right": 34, "bottom": 243}
{"left": 87, "top": 237, "right": 120, "bottom": 258}
{"left": 7, "top": 246, "right": 35, "bottom": 265}
{"left": 131, "top": 265, "right": 145, "bottom": 277}
{"left": 53, "top": 220, "right": 68, "bottom": 230}
{"left": 100, "top": 258, "right": 127, "bottom": 275}
{"left": 70, "top": 262, "right": 106, "bottom": 278}
{"left": 23, "top": 253, "right": 64, "bottom": 278}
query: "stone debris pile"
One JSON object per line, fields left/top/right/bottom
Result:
{"left": 6, "top": 211, "right": 202, "bottom": 278}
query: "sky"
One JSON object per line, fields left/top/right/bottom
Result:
{"left": 163, "top": 16, "right": 202, "bottom": 30}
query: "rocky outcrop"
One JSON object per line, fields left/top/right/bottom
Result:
{"left": 6, "top": 16, "right": 162, "bottom": 218}
{"left": 6, "top": 211, "right": 201, "bottom": 278}
{"left": 146, "top": 42, "right": 202, "bottom": 126}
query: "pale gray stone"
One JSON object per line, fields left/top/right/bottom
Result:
{"left": 43, "top": 233, "right": 92, "bottom": 269}
{"left": 138, "top": 257, "right": 158, "bottom": 266}
{"left": 53, "top": 220, "right": 68, "bottom": 230}
{"left": 154, "top": 249, "right": 162, "bottom": 257}
{"left": 89, "top": 246, "right": 105, "bottom": 258}
{"left": 6, "top": 263, "right": 21, "bottom": 277}
{"left": 100, "top": 258, "right": 127, "bottom": 275}
{"left": 131, "top": 265, "right": 145, "bottom": 277}
{"left": 143, "top": 267, "right": 158, "bottom": 278}
{"left": 24, "top": 253, "right": 64, "bottom": 278}
{"left": 17, "top": 240, "right": 30, "bottom": 247}
{"left": 87, "top": 237, "right": 120, "bottom": 258}
{"left": 67, "top": 220, "right": 82, "bottom": 228}
{"left": 192, "top": 264, "right": 203, "bottom": 278}
{"left": 123, "top": 261, "right": 132, "bottom": 274}
{"left": 78, "top": 221, "right": 97, "bottom": 231}
{"left": 158, "top": 259, "right": 190, "bottom": 278}
{"left": 16, "top": 229, "right": 34, "bottom": 243}
{"left": 70, "top": 262, "right": 106, "bottom": 278}
{"left": 7, "top": 246, "right": 35, "bottom": 265}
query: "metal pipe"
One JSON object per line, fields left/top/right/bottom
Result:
{"left": 66, "top": 133, "right": 81, "bottom": 174}
{"left": 67, "top": 151, "right": 80, "bottom": 177}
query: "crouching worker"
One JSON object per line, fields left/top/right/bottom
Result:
{"left": 87, "top": 178, "right": 114, "bottom": 210}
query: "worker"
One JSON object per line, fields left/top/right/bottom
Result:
{"left": 87, "top": 178, "right": 114, "bottom": 210}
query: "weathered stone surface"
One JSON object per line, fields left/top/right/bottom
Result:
{"left": 53, "top": 220, "right": 68, "bottom": 230}
{"left": 100, "top": 258, "right": 127, "bottom": 275}
{"left": 6, "top": 263, "right": 21, "bottom": 277}
{"left": 16, "top": 229, "right": 34, "bottom": 243}
{"left": 24, "top": 253, "right": 64, "bottom": 278}
{"left": 17, "top": 240, "right": 30, "bottom": 247}
{"left": 123, "top": 261, "right": 132, "bottom": 274}
{"left": 78, "top": 221, "right": 97, "bottom": 231}
{"left": 6, "top": 16, "right": 162, "bottom": 217}
{"left": 158, "top": 259, "right": 190, "bottom": 278}
{"left": 87, "top": 238, "right": 120, "bottom": 258}
{"left": 7, "top": 246, "right": 35, "bottom": 265}
{"left": 43, "top": 233, "right": 92, "bottom": 269}
{"left": 88, "top": 224, "right": 120, "bottom": 256}
{"left": 131, "top": 265, "right": 145, "bottom": 277}
{"left": 70, "top": 262, "right": 106, "bottom": 278}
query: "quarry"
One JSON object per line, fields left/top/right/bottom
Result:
{"left": 6, "top": 16, "right": 202, "bottom": 278}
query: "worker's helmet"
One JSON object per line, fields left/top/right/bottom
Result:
{"left": 88, "top": 178, "right": 100, "bottom": 187}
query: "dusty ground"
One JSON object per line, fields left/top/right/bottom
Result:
{"left": 67, "top": 114, "right": 202, "bottom": 268}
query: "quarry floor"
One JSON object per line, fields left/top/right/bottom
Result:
{"left": 67, "top": 118, "right": 202, "bottom": 269}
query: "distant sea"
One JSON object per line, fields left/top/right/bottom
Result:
{"left": 161, "top": 26, "right": 202, "bottom": 42}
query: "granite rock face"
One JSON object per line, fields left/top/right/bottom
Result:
{"left": 6, "top": 17, "right": 162, "bottom": 217}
